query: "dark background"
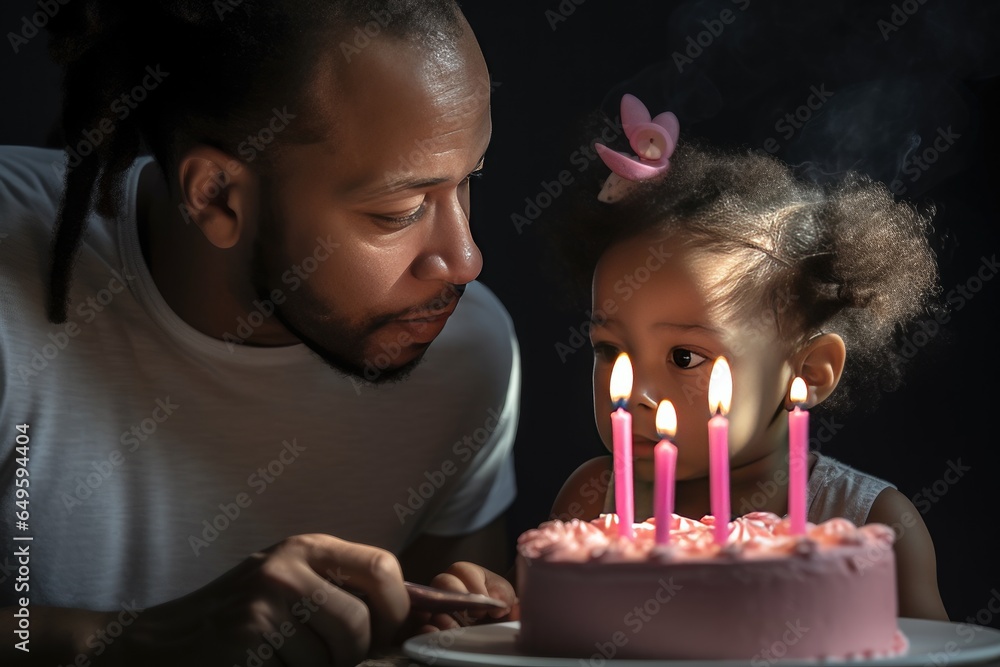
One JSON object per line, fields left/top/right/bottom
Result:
{"left": 2, "top": 0, "right": 998, "bottom": 629}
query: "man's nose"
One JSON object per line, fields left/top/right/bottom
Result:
{"left": 412, "top": 196, "right": 482, "bottom": 284}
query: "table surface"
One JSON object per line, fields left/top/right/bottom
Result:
{"left": 359, "top": 653, "right": 421, "bottom": 666}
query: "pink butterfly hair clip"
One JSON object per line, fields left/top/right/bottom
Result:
{"left": 595, "top": 94, "right": 680, "bottom": 203}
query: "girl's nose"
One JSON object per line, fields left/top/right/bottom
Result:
{"left": 634, "top": 389, "right": 658, "bottom": 410}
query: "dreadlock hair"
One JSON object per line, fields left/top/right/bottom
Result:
{"left": 545, "top": 128, "right": 942, "bottom": 413}
{"left": 44, "top": 0, "right": 462, "bottom": 323}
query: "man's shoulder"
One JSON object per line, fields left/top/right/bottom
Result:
{"left": 438, "top": 281, "right": 518, "bottom": 365}
{"left": 0, "top": 146, "right": 67, "bottom": 226}
{"left": 397, "top": 281, "right": 519, "bottom": 407}
{"left": 452, "top": 282, "right": 515, "bottom": 337}
{"left": 455, "top": 281, "right": 514, "bottom": 328}
{"left": 0, "top": 145, "right": 66, "bottom": 184}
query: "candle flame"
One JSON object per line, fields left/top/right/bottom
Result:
{"left": 708, "top": 357, "right": 732, "bottom": 416}
{"left": 790, "top": 377, "right": 808, "bottom": 405}
{"left": 655, "top": 400, "right": 677, "bottom": 438}
{"left": 610, "top": 353, "right": 633, "bottom": 406}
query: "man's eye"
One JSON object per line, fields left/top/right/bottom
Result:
{"left": 462, "top": 167, "right": 484, "bottom": 184}
{"left": 593, "top": 342, "right": 621, "bottom": 363}
{"left": 373, "top": 203, "right": 426, "bottom": 227}
{"left": 670, "top": 348, "right": 708, "bottom": 369}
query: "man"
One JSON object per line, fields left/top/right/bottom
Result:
{"left": 0, "top": 1, "right": 518, "bottom": 664}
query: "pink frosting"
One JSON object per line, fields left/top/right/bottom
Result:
{"left": 517, "top": 512, "right": 895, "bottom": 562}
{"left": 516, "top": 512, "right": 905, "bottom": 661}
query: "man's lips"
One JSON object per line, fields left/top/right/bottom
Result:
{"left": 392, "top": 298, "right": 460, "bottom": 345}
{"left": 397, "top": 300, "right": 458, "bottom": 322}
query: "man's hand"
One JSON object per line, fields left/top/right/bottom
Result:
{"left": 2, "top": 534, "right": 411, "bottom": 667}
{"left": 122, "top": 534, "right": 410, "bottom": 666}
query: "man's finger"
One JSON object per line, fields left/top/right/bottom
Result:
{"left": 285, "top": 534, "right": 409, "bottom": 646}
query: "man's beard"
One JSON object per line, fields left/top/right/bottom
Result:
{"left": 248, "top": 209, "right": 429, "bottom": 385}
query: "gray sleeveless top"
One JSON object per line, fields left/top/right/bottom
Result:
{"left": 807, "top": 452, "right": 895, "bottom": 526}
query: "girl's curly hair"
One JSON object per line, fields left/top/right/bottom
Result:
{"left": 546, "top": 131, "right": 941, "bottom": 413}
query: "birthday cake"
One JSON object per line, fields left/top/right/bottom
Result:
{"left": 516, "top": 512, "right": 907, "bottom": 661}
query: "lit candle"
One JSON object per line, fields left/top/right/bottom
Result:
{"left": 708, "top": 357, "right": 732, "bottom": 546}
{"left": 654, "top": 400, "right": 677, "bottom": 546}
{"left": 610, "top": 353, "right": 634, "bottom": 540}
{"left": 788, "top": 377, "right": 809, "bottom": 535}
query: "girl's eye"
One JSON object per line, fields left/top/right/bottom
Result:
{"left": 592, "top": 342, "right": 621, "bottom": 363}
{"left": 670, "top": 348, "right": 708, "bottom": 369}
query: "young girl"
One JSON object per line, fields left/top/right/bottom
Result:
{"left": 413, "top": 94, "right": 949, "bottom": 635}
{"left": 546, "top": 94, "right": 949, "bottom": 622}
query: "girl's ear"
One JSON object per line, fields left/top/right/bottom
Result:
{"left": 177, "top": 147, "right": 257, "bottom": 250}
{"left": 788, "top": 333, "right": 846, "bottom": 408}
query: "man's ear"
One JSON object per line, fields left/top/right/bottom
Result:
{"left": 177, "top": 147, "right": 256, "bottom": 250}
{"left": 787, "top": 333, "right": 846, "bottom": 409}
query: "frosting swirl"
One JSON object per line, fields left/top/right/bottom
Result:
{"left": 518, "top": 512, "right": 895, "bottom": 562}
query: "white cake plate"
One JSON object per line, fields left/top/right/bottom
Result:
{"left": 402, "top": 619, "right": 1000, "bottom": 667}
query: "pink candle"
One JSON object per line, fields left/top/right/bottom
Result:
{"left": 708, "top": 357, "right": 732, "bottom": 546}
{"left": 654, "top": 400, "right": 677, "bottom": 545}
{"left": 610, "top": 353, "right": 634, "bottom": 540}
{"left": 788, "top": 377, "right": 809, "bottom": 535}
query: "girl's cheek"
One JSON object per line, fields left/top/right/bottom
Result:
{"left": 596, "top": 417, "right": 614, "bottom": 453}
